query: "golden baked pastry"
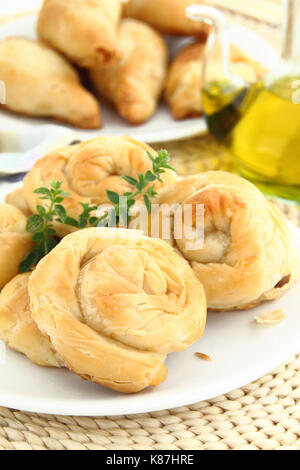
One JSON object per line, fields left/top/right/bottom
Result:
{"left": 23, "top": 136, "right": 178, "bottom": 236}
{"left": 89, "top": 20, "right": 169, "bottom": 125}
{"left": 164, "top": 42, "right": 265, "bottom": 119}
{"left": 0, "top": 203, "right": 33, "bottom": 290}
{"left": 122, "top": 0, "right": 209, "bottom": 38}
{"left": 0, "top": 38, "right": 101, "bottom": 129}
{"left": 38, "top": 0, "right": 121, "bottom": 67}
{"left": 0, "top": 273, "right": 64, "bottom": 367}
{"left": 5, "top": 188, "right": 32, "bottom": 217}
{"left": 29, "top": 228, "right": 207, "bottom": 393}
{"left": 156, "top": 172, "right": 300, "bottom": 311}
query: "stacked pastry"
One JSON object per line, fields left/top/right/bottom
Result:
{"left": 0, "top": 0, "right": 263, "bottom": 127}
{"left": 0, "top": 136, "right": 299, "bottom": 394}
{"left": 0, "top": 135, "right": 205, "bottom": 393}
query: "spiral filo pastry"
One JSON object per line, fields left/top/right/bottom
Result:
{"left": 0, "top": 203, "right": 33, "bottom": 290}
{"left": 0, "top": 273, "right": 64, "bottom": 367}
{"left": 29, "top": 228, "right": 206, "bottom": 393}
{"left": 23, "top": 136, "right": 177, "bottom": 237}
{"left": 156, "top": 172, "right": 300, "bottom": 311}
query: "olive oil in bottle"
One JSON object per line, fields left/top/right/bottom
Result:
{"left": 198, "top": 0, "right": 300, "bottom": 204}
{"left": 202, "top": 76, "right": 300, "bottom": 203}
{"left": 202, "top": 80, "right": 261, "bottom": 142}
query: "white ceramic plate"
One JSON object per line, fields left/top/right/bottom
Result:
{"left": 0, "top": 12, "right": 279, "bottom": 144}
{"left": 0, "top": 182, "right": 299, "bottom": 416}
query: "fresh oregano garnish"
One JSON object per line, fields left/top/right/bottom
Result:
{"left": 101, "top": 149, "right": 175, "bottom": 226}
{"left": 19, "top": 181, "right": 72, "bottom": 273}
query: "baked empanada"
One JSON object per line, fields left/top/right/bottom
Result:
{"left": 0, "top": 38, "right": 101, "bottom": 129}
{"left": 0, "top": 203, "right": 33, "bottom": 290}
{"left": 123, "top": 0, "right": 209, "bottom": 37}
{"left": 29, "top": 228, "right": 206, "bottom": 393}
{"left": 165, "top": 42, "right": 265, "bottom": 119}
{"left": 156, "top": 172, "right": 300, "bottom": 311}
{"left": 38, "top": 0, "right": 121, "bottom": 67}
{"left": 89, "top": 19, "right": 168, "bottom": 125}
{"left": 23, "top": 136, "right": 178, "bottom": 237}
{"left": 0, "top": 273, "right": 64, "bottom": 367}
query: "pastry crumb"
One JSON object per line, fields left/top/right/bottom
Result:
{"left": 255, "top": 309, "right": 286, "bottom": 324}
{"left": 195, "top": 352, "right": 212, "bottom": 362}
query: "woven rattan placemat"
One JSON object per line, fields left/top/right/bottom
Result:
{"left": 1, "top": 352, "right": 300, "bottom": 450}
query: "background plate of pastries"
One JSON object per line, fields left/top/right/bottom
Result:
{"left": 0, "top": 0, "right": 278, "bottom": 143}
{"left": 0, "top": 135, "right": 299, "bottom": 416}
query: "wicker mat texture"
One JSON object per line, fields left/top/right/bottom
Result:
{"left": 0, "top": 352, "right": 300, "bottom": 450}
{"left": 1, "top": 0, "right": 300, "bottom": 452}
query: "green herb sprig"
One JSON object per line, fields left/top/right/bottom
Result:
{"left": 20, "top": 181, "right": 71, "bottom": 273}
{"left": 20, "top": 149, "right": 175, "bottom": 272}
{"left": 103, "top": 149, "right": 175, "bottom": 225}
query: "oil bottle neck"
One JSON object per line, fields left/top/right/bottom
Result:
{"left": 281, "top": 0, "right": 300, "bottom": 65}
